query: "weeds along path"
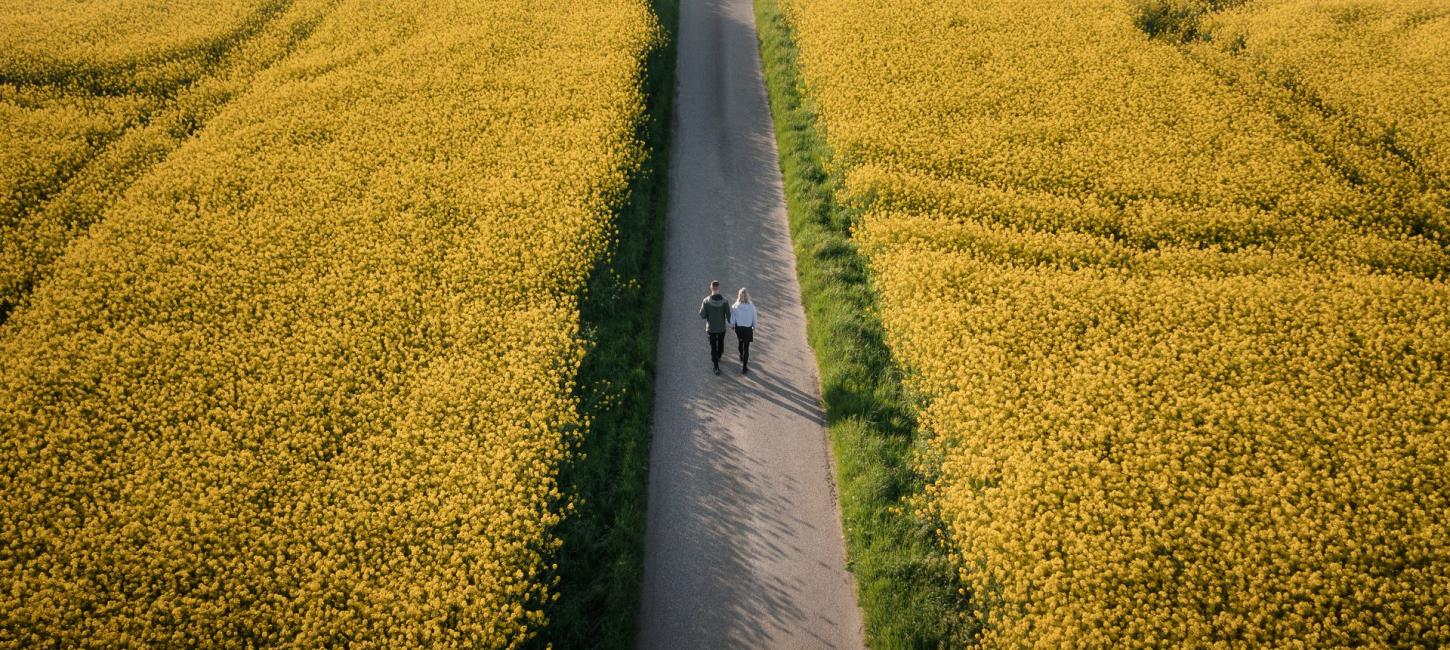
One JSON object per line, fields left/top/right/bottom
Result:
{"left": 636, "top": 0, "right": 865, "bottom": 646}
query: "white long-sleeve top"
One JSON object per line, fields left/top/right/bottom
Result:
{"left": 729, "top": 302, "right": 757, "bottom": 328}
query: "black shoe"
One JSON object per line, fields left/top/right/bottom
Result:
{"left": 741, "top": 365, "right": 748, "bottom": 374}
{"left": 713, "top": 365, "right": 720, "bottom": 375}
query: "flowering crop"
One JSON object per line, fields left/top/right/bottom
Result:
{"left": 0, "top": 0, "right": 659, "bottom": 646}
{"left": 1203, "top": 1, "right": 1450, "bottom": 200}
{"left": 1165, "top": 0, "right": 1450, "bottom": 262}
{"left": 878, "top": 247, "right": 1450, "bottom": 645}
{"left": 0, "top": 87, "right": 153, "bottom": 245}
{"left": 0, "top": 0, "right": 283, "bottom": 94}
{"left": 781, "top": 0, "right": 1450, "bottom": 644}
{"left": 1, "top": 0, "right": 336, "bottom": 319}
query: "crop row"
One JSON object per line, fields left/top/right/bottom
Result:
{"left": 0, "top": 0, "right": 339, "bottom": 322}
{"left": 1202, "top": 0, "right": 1450, "bottom": 196}
{"left": 0, "top": 0, "right": 659, "bottom": 645}
{"left": 0, "top": 0, "right": 288, "bottom": 95}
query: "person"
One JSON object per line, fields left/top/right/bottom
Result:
{"left": 699, "top": 280, "right": 731, "bottom": 374}
{"left": 729, "top": 288, "right": 756, "bottom": 374}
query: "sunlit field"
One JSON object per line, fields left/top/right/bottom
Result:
{"left": 779, "top": 0, "right": 1450, "bottom": 644}
{"left": 0, "top": 0, "right": 659, "bottom": 645}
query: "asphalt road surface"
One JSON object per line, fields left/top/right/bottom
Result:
{"left": 636, "top": 0, "right": 866, "bottom": 646}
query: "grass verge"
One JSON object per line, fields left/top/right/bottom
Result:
{"left": 536, "top": 0, "right": 677, "bottom": 647}
{"left": 751, "top": 0, "right": 973, "bottom": 645}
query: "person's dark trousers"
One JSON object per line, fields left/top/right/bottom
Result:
{"left": 735, "top": 325, "right": 753, "bottom": 369}
{"left": 708, "top": 332, "right": 726, "bottom": 368}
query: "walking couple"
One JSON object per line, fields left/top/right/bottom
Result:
{"left": 699, "top": 280, "right": 756, "bottom": 375}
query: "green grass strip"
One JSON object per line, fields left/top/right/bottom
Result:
{"left": 536, "top": 0, "right": 677, "bottom": 647}
{"left": 751, "top": 0, "right": 974, "bottom": 646}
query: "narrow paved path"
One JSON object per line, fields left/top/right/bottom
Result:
{"left": 636, "top": 0, "right": 866, "bottom": 647}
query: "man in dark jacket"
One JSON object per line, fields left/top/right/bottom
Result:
{"left": 700, "top": 280, "right": 731, "bottom": 375}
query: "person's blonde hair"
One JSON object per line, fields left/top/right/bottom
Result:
{"left": 735, "top": 287, "right": 751, "bottom": 306}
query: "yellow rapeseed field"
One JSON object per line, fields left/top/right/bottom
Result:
{"left": 0, "top": 87, "right": 153, "bottom": 245}
{"left": 0, "top": 0, "right": 282, "bottom": 93}
{"left": 782, "top": 0, "right": 1450, "bottom": 644}
{"left": 1171, "top": 0, "right": 1450, "bottom": 260}
{"left": 1, "top": 0, "right": 336, "bottom": 318}
{"left": 0, "top": 0, "right": 658, "bottom": 646}
{"left": 1204, "top": 0, "right": 1450, "bottom": 193}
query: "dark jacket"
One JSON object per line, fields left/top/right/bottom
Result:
{"left": 699, "top": 293, "right": 731, "bottom": 334}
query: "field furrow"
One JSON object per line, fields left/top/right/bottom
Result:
{"left": 0, "top": 0, "right": 338, "bottom": 323}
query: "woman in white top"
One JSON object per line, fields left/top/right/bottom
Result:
{"left": 729, "top": 288, "right": 757, "bottom": 374}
